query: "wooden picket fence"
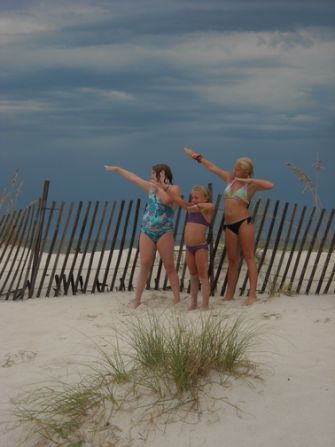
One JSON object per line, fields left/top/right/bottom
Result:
{"left": 0, "top": 181, "right": 334, "bottom": 300}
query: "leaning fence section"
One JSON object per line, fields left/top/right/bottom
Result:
{"left": 0, "top": 194, "right": 334, "bottom": 300}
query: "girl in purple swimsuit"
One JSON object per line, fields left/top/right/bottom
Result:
{"left": 184, "top": 147, "right": 273, "bottom": 305}
{"left": 154, "top": 183, "right": 214, "bottom": 310}
{"left": 104, "top": 163, "right": 181, "bottom": 309}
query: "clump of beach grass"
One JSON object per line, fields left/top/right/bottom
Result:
{"left": 266, "top": 273, "right": 296, "bottom": 298}
{"left": 126, "top": 313, "right": 259, "bottom": 395}
{"left": 286, "top": 152, "right": 324, "bottom": 212}
{"left": 0, "top": 169, "right": 23, "bottom": 217}
{"left": 12, "top": 376, "right": 109, "bottom": 446}
{"left": 12, "top": 310, "right": 262, "bottom": 446}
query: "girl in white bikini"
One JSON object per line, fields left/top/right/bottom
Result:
{"left": 184, "top": 147, "right": 273, "bottom": 305}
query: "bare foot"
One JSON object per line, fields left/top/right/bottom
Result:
{"left": 201, "top": 305, "right": 209, "bottom": 311}
{"left": 223, "top": 295, "right": 234, "bottom": 302}
{"left": 128, "top": 300, "right": 141, "bottom": 309}
{"left": 188, "top": 302, "right": 198, "bottom": 311}
{"left": 244, "top": 296, "right": 257, "bottom": 306}
{"left": 173, "top": 298, "right": 181, "bottom": 305}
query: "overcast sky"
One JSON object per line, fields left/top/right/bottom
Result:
{"left": 1, "top": 0, "right": 334, "bottom": 210}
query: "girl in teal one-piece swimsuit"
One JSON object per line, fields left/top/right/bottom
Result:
{"left": 141, "top": 189, "right": 175, "bottom": 243}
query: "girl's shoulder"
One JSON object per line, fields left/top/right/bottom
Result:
{"left": 198, "top": 202, "right": 215, "bottom": 214}
{"left": 170, "top": 184, "right": 181, "bottom": 194}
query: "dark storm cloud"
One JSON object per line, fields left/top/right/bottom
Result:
{"left": 1, "top": 0, "right": 334, "bottom": 208}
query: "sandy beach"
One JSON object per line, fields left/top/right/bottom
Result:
{"left": 1, "top": 291, "right": 334, "bottom": 447}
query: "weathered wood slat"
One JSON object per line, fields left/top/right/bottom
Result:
{"left": 29, "top": 181, "right": 50, "bottom": 298}
{"left": 0, "top": 214, "right": 9, "bottom": 236}
{"left": 279, "top": 205, "right": 307, "bottom": 290}
{"left": 260, "top": 202, "right": 289, "bottom": 293}
{"left": 111, "top": 200, "right": 132, "bottom": 291}
{"left": 20, "top": 203, "right": 42, "bottom": 298}
{"left": 323, "top": 260, "right": 335, "bottom": 294}
{"left": 306, "top": 209, "right": 334, "bottom": 294}
{"left": 5, "top": 207, "right": 33, "bottom": 300}
{"left": 0, "top": 210, "right": 21, "bottom": 268}
{"left": 64, "top": 201, "right": 92, "bottom": 295}
{"left": 296, "top": 209, "right": 326, "bottom": 293}
{"left": 1, "top": 209, "right": 29, "bottom": 297}
{"left": 0, "top": 209, "right": 26, "bottom": 295}
{"left": 175, "top": 208, "right": 188, "bottom": 292}
{"left": 208, "top": 193, "right": 222, "bottom": 294}
{"left": 59, "top": 201, "right": 83, "bottom": 296}
{"left": 256, "top": 200, "right": 280, "bottom": 294}
{"left": 119, "top": 199, "right": 141, "bottom": 291}
{"left": 128, "top": 244, "right": 140, "bottom": 292}
{"left": 288, "top": 207, "right": 316, "bottom": 293}
{"left": 83, "top": 201, "right": 109, "bottom": 293}
{"left": 12, "top": 205, "right": 37, "bottom": 299}
{"left": 103, "top": 200, "right": 125, "bottom": 291}
{"left": 0, "top": 213, "right": 14, "bottom": 246}
{"left": 91, "top": 201, "right": 116, "bottom": 294}
{"left": 37, "top": 202, "right": 65, "bottom": 297}
{"left": 102, "top": 200, "right": 125, "bottom": 291}
{"left": 34, "top": 201, "right": 56, "bottom": 297}
{"left": 74, "top": 201, "right": 100, "bottom": 292}
{"left": 210, "top": 205, "right": 227, "bottom": 295}
{"left": 56, "top": 201, "right": 83, "bottom": 296}
{"left": 316, "top": 228, "right": 335, "bottom": 294}
{"left": 46, "top": 203, "right": 74, "bottom": 297}
{"left": 272, "top": 203, "right": 297, "bottom": 293}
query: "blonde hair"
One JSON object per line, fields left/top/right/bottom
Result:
{"left": 237, "top": 157, "right": 254, "bottom": 177}
{"left": 191, "top": 185, "right": 211, "bottom": 201}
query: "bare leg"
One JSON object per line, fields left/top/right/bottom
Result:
{"left": 223, "top": 229, "right": 240, "bottom": 300}
{"left": 128, "top": 232, "right": 156, "bottom": 308}
{"left": 239, "top": 221, "right": 257, "bottom": 305}
{"left": 195, "top": 249, "right": 210, "bottom": 310}
{"left": 157, "top": 232, "right": 180, "bottom": 303}
{"left": 186, "top": 250, "right": 198, "bottom": 309}
{"left": 189, "top": 274, "right": 199, "bottom": 310}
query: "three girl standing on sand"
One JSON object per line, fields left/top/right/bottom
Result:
{"left": 105, "top": 147, "right": 273, "bottom": 309}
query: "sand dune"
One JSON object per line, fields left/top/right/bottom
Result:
{"left": 0, "top": 291, "right": 334, "bottom": 447}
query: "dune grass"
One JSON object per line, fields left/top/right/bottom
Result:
{"left": 12, "top": 310, "right": 262, "bottom": 446}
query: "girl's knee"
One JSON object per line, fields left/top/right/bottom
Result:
{"left": 244, "top": 255, "right": 256, "bottom": 265}
{"left": 140, "top": 259, "right": 153, "bottom": 271}
{"left": 228, "top": 257, "right": 239, "bottom": 266}
{"left": 198, "top": 275, "right": 209, "bottom": 285}
{"left": 164, "top": 263, "right": 176, "bottom": 275}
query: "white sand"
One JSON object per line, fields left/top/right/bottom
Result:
{"left": 1, "top": 292, "right": 335, "bottom": 447}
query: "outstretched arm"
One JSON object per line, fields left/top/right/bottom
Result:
{"left": 104, "top": 165, "right": 151, "bottom": 193}
{"left": 184, "top": 147, "right": 231, "bottom": 182}
{"left": 236, "top": 177, "right": 274, "bottom": 192}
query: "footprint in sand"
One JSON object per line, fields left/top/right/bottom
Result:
{"left": 93, "top": 322, "right": 115, "bottom": 329}
{"left": 314, "top": 317, "right": 331, "bottom": 324}
{"left": 2, "top": 350, "right": 37, "bottom": 368}
{"left": 46, "top": 357, "right": 78, "bottom": 369}
{"left": 79, "top": 313, "right": 100, "bottom": 320}
{"left": 262, "top": 312, "right": 282, "bottom": 320}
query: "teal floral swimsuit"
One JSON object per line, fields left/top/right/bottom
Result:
{"left": 141, "top": 189, "right": 175, "bottom": 243}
